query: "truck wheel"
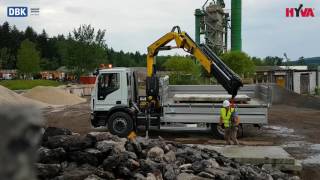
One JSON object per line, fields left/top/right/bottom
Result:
{"left": 107, "top": 112, "right": 134, "bottom": 137}
{"left": 211, "top": 124, "right": 225, "bottom": 139}
{"left": 211, "top": 124, "right": 243, "bottom": 139}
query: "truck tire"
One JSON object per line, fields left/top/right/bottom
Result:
{"left": 211, "top": 124, "right": 243, "bottom": 139}
{"left": 107, "top": 111, "right": 134, "bottom": 137}
{"left": 211, "top": 124, "right": 225, "bottom": 139}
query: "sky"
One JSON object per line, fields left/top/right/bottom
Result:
{"left": 1, "top": 0, "right": 320, "bottom": 60}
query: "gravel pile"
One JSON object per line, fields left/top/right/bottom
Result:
{"left": 0, "top": 85, "right": 48, "bottom": 108}
{"left": 23, "top": 86, "right": 86, "bottom": 106}
{"left": 37, "top": 127, "right": 299, "bottom": 180}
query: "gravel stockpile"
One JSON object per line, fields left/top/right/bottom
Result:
{"left": 23, "top": 86, "right": 86, "bottom": 106}
{"left": 37, "top": 127, "right": 299, "bottom": 180}
{"left": 0, "top": 85, "right": 48, "bottom": 108}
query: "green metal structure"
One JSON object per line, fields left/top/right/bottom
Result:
{"left": 231, "top": 0, "right": 242, "bottom": 51}
{"left": 195, "top": 9, "right": 204, "bottom": 45}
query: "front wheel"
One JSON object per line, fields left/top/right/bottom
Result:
{"left": 107, "top": 112, "right": 134, "bottom": 137}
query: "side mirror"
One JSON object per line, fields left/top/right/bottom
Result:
{"left": 93, "top": 69, "right": 99, "bottom": 76}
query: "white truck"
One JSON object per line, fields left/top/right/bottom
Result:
{"left": 90, "top": 27, "right": 270, "bottom": 137}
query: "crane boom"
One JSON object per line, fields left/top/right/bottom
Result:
{"left": 146, "top": 26, "right": 243, "bottom": 97}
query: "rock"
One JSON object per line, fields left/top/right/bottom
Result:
{"left": 46, "top": 135, "right": 95, "bottom": 151}
{"left": 179, "top": 164, "right": 192, "bottom": 170}
{"left": 147, "top": 147, "right": 164, "bottom": 162}
{"left": 84, "top": 148, "right": 103, "bottom": 160}
{"left": 176, "top": 173, "right": 209, "bottom": 180}
{"left": 115, "top": 166, "right": 132, "bottom": 178}
{"left": 68, "top": 151, "right": 99, "bottom": 166}
{"left": 140, "top": 159, "right": 165, "bottom": 175}
{"left": 289, "top": 176, "right": 300, "bottom": 180}
{"left": 239, "top": 166, "right": 271, "bottom": 180}
{"left": 38, "top": 147, "right": 66, "bottom": 163}
{"left": 126, "top": 159, "right": 140, "bottom": 170}
{"left": 87, "top": 132, "right": 114, "bottom": 142}
{"left": 42, "top": 127, "right": 71, "bottom": 142}
{"left": 164, "top": 164, "right": 176, "bottom": 180}
{"left": 164, "top": 150, "right": 176, "bottom": 163}
{"left": 124, "top": 150, "right": 138, "bottom": 159}
{"left": 125, "top": 141, "right": 135, "bottom": 152}
{"left": 102, "top": 154, "right": 121, "bottom": 171}
{"left": 269, "top": 169, "right": 290, "bottom": 180}
{"left": 192, "top": 161, "right": 204, "bottom": 173}
{"left": 198, "top": 172, "right": 215, "bottom": 179}
{"left": 202, "top": 159, "right": 219, "bottom": 169}
{"left": 96, "top": 140, "right": 125, "bottom": 153}
{"left": 36, "top": 163, "right": 61, "bottom": 178}
{"left": 84, "top": 174, "right": 103, "bottom": 180}
{"left": 92, "top": 168, "right": 115, "bottom": 179}
{"left": 127, "top": 139, "right": 143, "bottom": 157}
{"left": 146, "top": 173, "right": 157, "bottom": 180}
{"left": 134, "top": 173, "right": 147, "bottom": 180}
{"left": 204, "top": 168, "right": 228, "bottom": 179}
{"left": 60, "top": 168, "right": 93, "bottom": 180}
{"left": 176, "top": 147, "right": 202, "bottom": 163}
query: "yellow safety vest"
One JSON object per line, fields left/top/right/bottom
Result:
{"left": 220, "top": 108, "right": 235, "bottom": 128}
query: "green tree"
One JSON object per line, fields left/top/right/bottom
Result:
{"left": 164, "top": 56, "right": 200, "bottom": 84}
{"left": 220, "top": 51, "right": 255, "bottom": 78}
{"left": 17, "top": 39, "right": 41, "bottom": 78}
{"left": 298, "top": 56, "right": 305, "bottom": 65}
{"left": 264, "top": 56, "right": 283, "bottom": 66}
{"left": 60, "top": 24, "right": 108, "bottom": 79}
{"left": 251, "top": 56, "right": 264, "bottom": 66}
{"left": 0, "top": 47, "right": 14, "bottom": 69}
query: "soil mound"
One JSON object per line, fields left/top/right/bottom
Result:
{"left": 0, "top": 85, "right": 48, "bottom": 108}
{"left": 23, "top": 86, "right": 86, "bottom": 106}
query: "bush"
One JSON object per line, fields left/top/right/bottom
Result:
{"left": 220, "top": 51, "right": 255, "bottom": 78}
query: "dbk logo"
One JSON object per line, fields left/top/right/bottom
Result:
{"left": 7, "top": 7, "right": 28, "bottom": 17}
{"left": 286, "top": 4, "right": 315, "bottom": 17}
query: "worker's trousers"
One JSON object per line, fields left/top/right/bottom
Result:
{"left": 225, "top": 127, "right": 239, "bottom": 145}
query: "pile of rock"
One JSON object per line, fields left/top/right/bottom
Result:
{"left": 37, "top": 127, "right": 299, "bottom": 180}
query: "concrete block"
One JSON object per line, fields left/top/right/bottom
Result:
{"left": 173, "top": 94, "right": 251, "bottom": 103}
{"left": 195, "top": 145, "right": 295, "bottom": 165}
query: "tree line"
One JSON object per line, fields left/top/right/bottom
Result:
{"left": 0, "top": 22, "right": 156, "bottom": 79}
{"left": 0, "top": 21, "right": 304, "bottom": 80}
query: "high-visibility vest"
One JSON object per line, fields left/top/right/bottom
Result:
{"left": 220, "top": 108, "right": 235, "bottom": 128}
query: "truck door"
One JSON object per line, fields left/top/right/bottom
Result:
{"left": 95, "top": 72, "right": 122, "bottom": 110}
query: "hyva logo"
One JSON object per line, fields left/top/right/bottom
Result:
{"left": 7, "top": 7, "right": 28, "bottom": 17}
{"left": 286, "top": 4, "right": 315, "bottom": 17}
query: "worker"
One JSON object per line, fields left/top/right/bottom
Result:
{"left": 219, "top": 100, "right": 240, "bottom": 145}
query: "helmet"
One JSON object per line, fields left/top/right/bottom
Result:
{"left": 222, "top": 100, "right": 230, "bottom": 107}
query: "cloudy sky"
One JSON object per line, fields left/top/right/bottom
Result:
{"left": 1, "top": 0, "right": 320, "bottom": 60}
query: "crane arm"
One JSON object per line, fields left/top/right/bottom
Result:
{"left": 146, "top": 26, "right": 243, "bottom": 97}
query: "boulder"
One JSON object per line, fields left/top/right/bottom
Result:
{"left": 84, "top": 174, "right": 103, "bottom": 180}
{"left": 38, "top": 147, "right": 66, "bottom": 163}
{"left": 164, "top": 150, "right": 176, "bottom": 163}
{"left": 176, "top": 173, "right": 209, "bottom": 180}
{"left": 164, "top": 164, "right": 176, "bottom": 180}
{"left": 96, "top": 140, "right": 125, "bottom": 153}
{"left": 134, "top": 173, "right": 147, "bottom": 180}
{"left": 86, "top": 132, "right": 114, "bottom": 142}
{"left": 36, "top": 163, "right": 61, "bottom": 178}
{"left": 147, "top": 147, "right": 164, "bottom": 162}
{"left": 68, "top": 151, "right": 99, "bottom": 166}
{"left": 42, "top": 127, "right": 71, "bottom": 142}
{"left": 46, "top": 135, "right": 95, "bottom": 151}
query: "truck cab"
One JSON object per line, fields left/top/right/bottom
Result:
{"left": 90, "top": 68, "right": 138, "bottom": 136}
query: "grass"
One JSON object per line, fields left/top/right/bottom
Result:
{"left": 0, "top": 80, "right": 63, "bottom": 90}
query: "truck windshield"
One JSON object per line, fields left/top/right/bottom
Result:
{"left": 97, "top": 73, "right": 120, "bottom": 100}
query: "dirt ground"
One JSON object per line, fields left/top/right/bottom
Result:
{"left": 44, "top": 102, "right": 320, "bottom": 180}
